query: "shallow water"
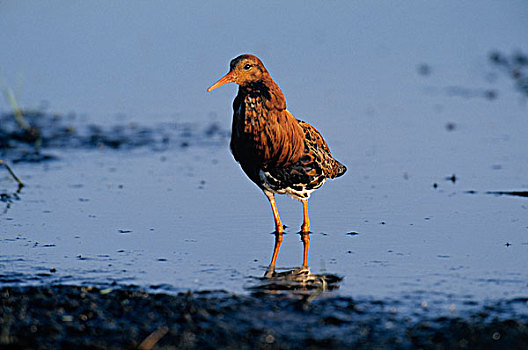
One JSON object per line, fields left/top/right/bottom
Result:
{"left": 1, "top": 1, "right": 528, "bottom": 318}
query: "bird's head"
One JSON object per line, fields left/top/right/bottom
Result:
{"left": 207, "top": 54, "right": 269, "bottom": 92}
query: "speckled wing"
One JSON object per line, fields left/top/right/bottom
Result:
{"left": 260, "top": 117, "right": 346, "bottom": 200}
{"left": 296, "top": 119, "right": 346, "bottom": 179}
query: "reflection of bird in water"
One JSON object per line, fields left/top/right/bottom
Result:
{"left": 247, "top": 266, "right": 343, "bottom": 297}
{"left": 207, "top": 54, "right": 346, "bottom": 267}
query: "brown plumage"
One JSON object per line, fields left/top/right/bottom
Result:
{"left": 207, "top": 54, "right": 346, "bottom": 267}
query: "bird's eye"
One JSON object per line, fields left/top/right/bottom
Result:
{"left": 243, "top": 64, "right": 252, "bottom": 70}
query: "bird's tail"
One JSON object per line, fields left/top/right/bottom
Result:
{"left": 331, "top": 159, "right": 347, "bottom": 179}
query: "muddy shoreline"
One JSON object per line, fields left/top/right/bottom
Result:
{"left": 1, "top": 285, "right": 527, "bottom": 349}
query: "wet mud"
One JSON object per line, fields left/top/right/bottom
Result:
{"left": 489, "top": 50, "right": 528, "bottom": 97}
{"left": 1, "top": 285, "right": 528, "bottom": 350}
{"left": 0, "top": 111, "right": 228, "bottom": 163}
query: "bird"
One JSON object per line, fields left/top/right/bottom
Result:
{"left": 207, "top": 54, "right": 346, "bottom": 267}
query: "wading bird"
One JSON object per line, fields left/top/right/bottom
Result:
{"left": 207, "top": 54, "right": 346, "bottom": 267}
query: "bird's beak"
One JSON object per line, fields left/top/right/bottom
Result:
{"left": 207, "top": 71, "right": 235, "bottom": 92}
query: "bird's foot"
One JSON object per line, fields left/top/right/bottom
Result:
{"left": 264, "top": 266, "right": 276, "bottom": 278}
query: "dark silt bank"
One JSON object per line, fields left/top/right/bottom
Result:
{"left": 1, "top": 286, "right": 528, "bottom": 350}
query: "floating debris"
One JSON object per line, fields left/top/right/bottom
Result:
{"left": 486, "top": 191, "right": 528, "bottom": 198}
{"left": 0, "top": 159, "right": 24, "bottom": 189}
{"left": 464, "top": 190, "right": 528, "bottom": 198}
{"left": 445, "top": 122, "right": 456, "bottom": 131}
{"left": 0, "top": 159, "right": 23, "bottom": 214}
{"left": 446, "top": 174, "right": 457, "bottom": 183}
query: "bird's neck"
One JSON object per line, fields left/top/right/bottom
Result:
{"left": 239, "top": 79, "right": 287, "bottom": 111}
{"left": 231, "top": 79, "right": 304, "bottom": 169}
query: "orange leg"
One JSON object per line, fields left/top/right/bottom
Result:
{"left": 265, "top": 192, "right": 284, "bottom": 267}
{"left": 265, "top": 192, "right": 283, "bottom": 234}
{"left": 300, "top": 199, "right": 310, "bottom": 267}
{"left": 269, "top": 232, "right": 283, "bottom": 268}
{"left": 301, "top": 199, "right": 310, "bottom": 233}
{"left": 301, "top": 232, "right": 310, "bottom": 267}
